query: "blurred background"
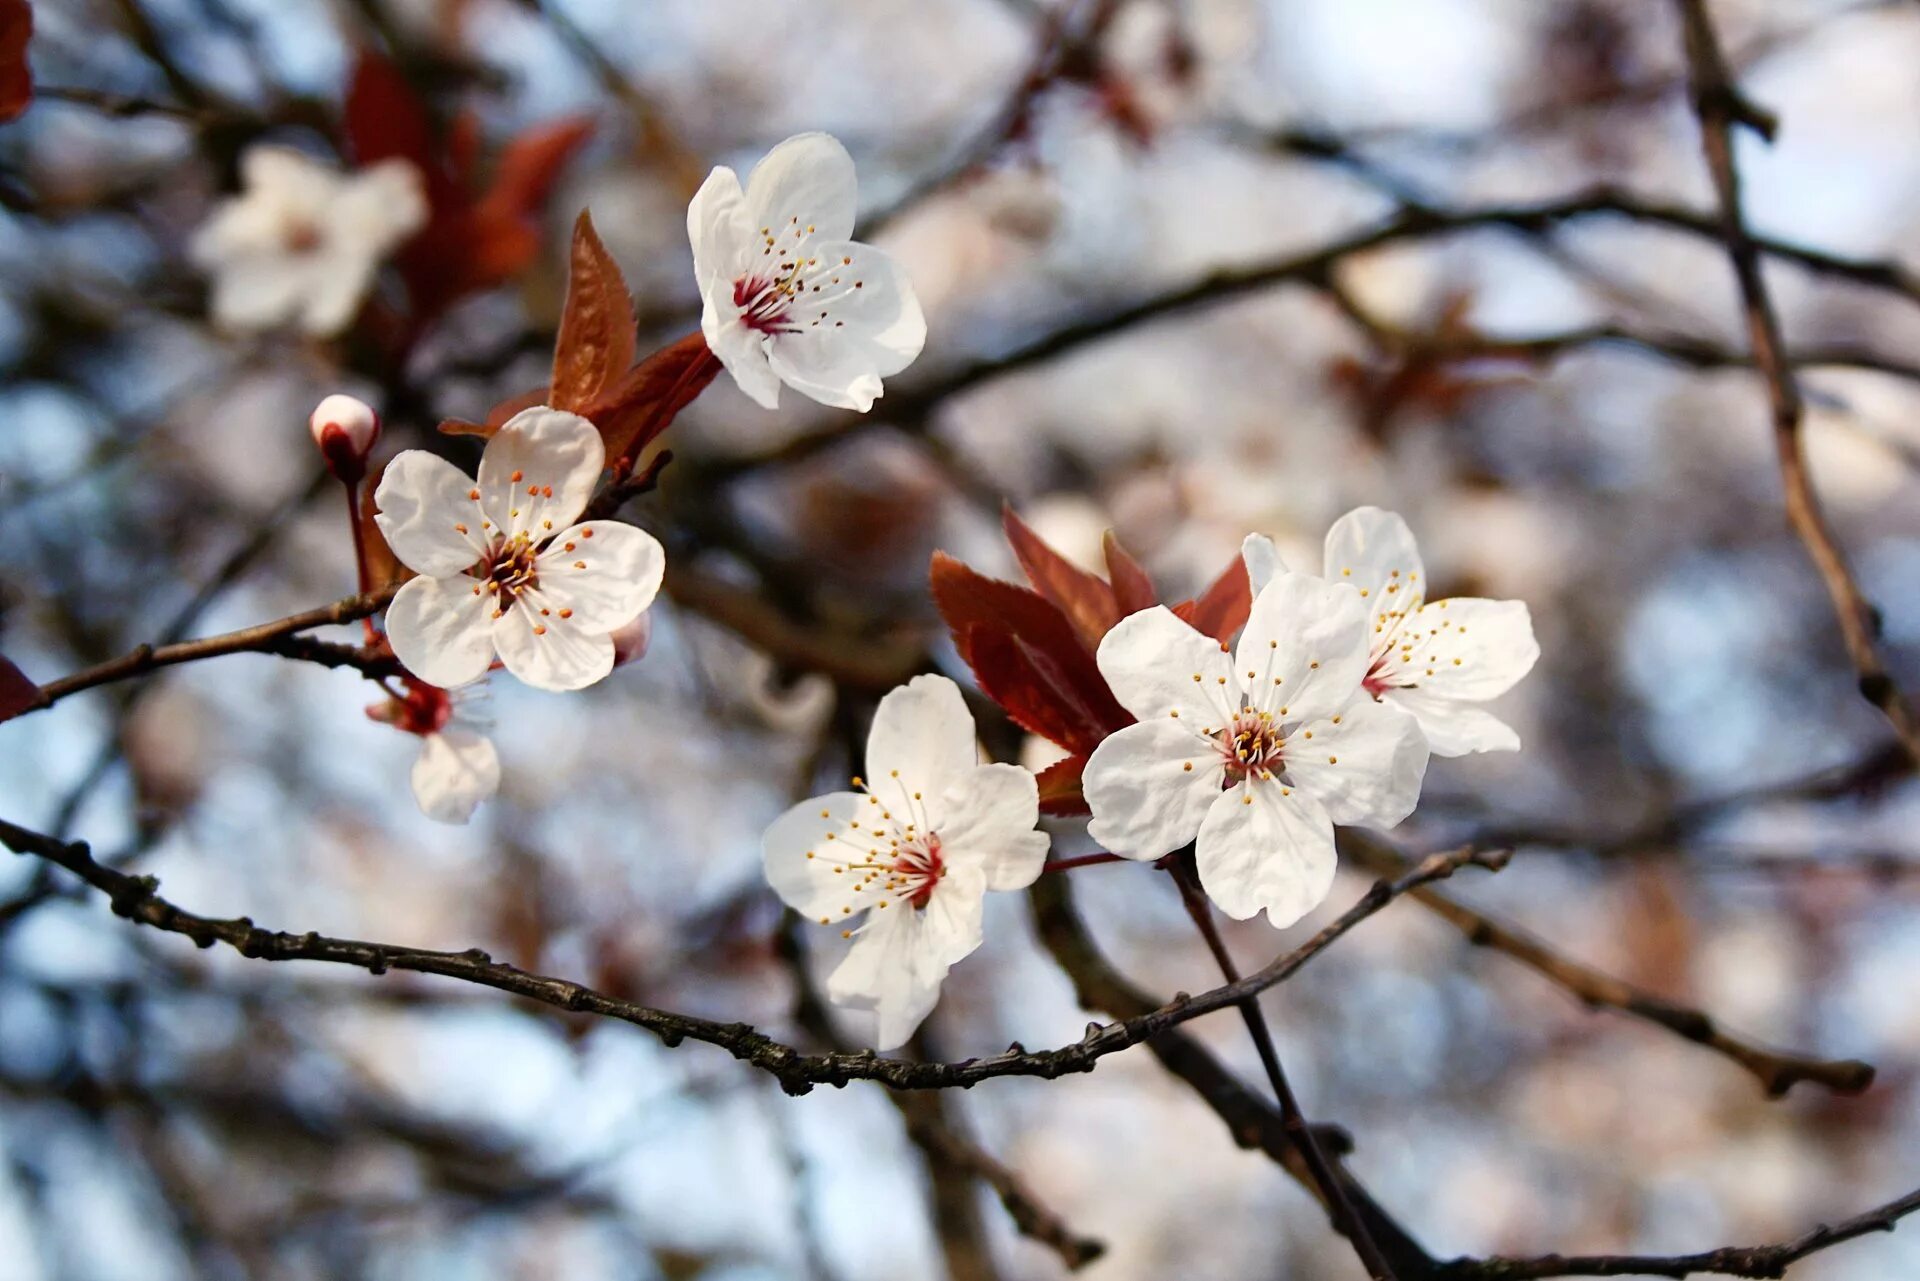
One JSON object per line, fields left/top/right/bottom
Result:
{"left": 3, "top": 0, "right": 1920, "bottom": 1277}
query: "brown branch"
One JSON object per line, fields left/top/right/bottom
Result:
{"left": 1437, "top": 1182, "right": 1920, "bottom": 1279}
{"left": 1339, "top": 834, "right": 1875, "bottom": 1097}
{"left": 1673, "top": 0, "right": 1920, "bottom": 766}
{"left": 0, "top": 816, "right": 1496, "bottom": 1095}
{"left": 27, "top": 585, "right": 401, "bottom": 714}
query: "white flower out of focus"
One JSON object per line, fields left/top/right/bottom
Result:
{"left": 688, "top": 132, "right": 926, "bottom": 412}
{"left": 1322, "top": 507, "right": 1540, "bottom": 756}
{"left": 761, "top": 675, "right": 1049, "bottom": 1050}
{"left": 1082, "top": 572, "right": 1429, "bottom": 927}
{"left": 375, "top": 408, "right": 666, "bottom": 693}
{"left": 191, "top": 146, "right": 428, "bottom": 337}
{"left": 367, "top": 682, "right": 500, "bottom": 825}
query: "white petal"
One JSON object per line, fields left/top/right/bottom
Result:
{"left": 1095, "top": 605, "right": 1238, "bottom": 724}
{"left": 385, "top": 573, "right": 497, "bottom": 689}
{"left": 1195, "top": 782, "right": 1336, "bottom": 927}
{"left": 700, "top": 274, "right": 783, "bottom": 409}
{"left": 533, "top": 521, "right": 664, "bottom": 632}
{"left": 331, "top": 159, "right": 429, "bottom": 253}
{"left": 1389, "top": 597, "right": 1539, "bottom": 702}
{"left": 764, "top": 241, "right": 925, "bottom": 412}
{"left": 937, "top": 763, "right": 1048, "bottom": 891}
{"left": 374, "top": 450, "right": 489, "bottom": 577}
{"left": 1283, "top": 696, "right": 1428, "bottom": 828}
{"left": 1235, "top": 571, "right": 1370, "bottom": 723}
{"left": 297, "top": 255, "right": 378, "bottom": 336}
{"left": 1323, "top": 507, "right": 1426, "bottom": 633}
{"left": 410, "top": 726, "right": 500, "bottom": 824}
{"left": 490, "top": 598, "right": 615, "bottom": 692}
{"left": 744, "top": 132, "right": 858, "bottom": 245}
{"left": 826, "top": 874, "right": 984, "bottom": 1053}
{"left": 240, "top": 145, "right": 341, "bottom": 208}
{"left": 762, "top": 790, "right": 869, "bottom": 922}
{"left": 1383, "top": 690, "right": 1521, "bottom": 756}
{"left": 865, "top": 675, "right": 979, "bottom": 816}
{"left": 687, "top": 163, "right": 754, "bottom": 289}
{"left": 1083, "top": 719, "right": 1226, "bottom": 861}
{"left": 477, "top": 407, "right": 604, "bottom": 540}
{"left": 1241, "top": 533, "right": 1286, "bottom": 595}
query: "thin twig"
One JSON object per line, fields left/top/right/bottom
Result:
{"left": 1673, "top": 0, "right": 1920, "bottom": 765}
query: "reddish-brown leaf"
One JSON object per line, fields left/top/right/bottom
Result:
{"left": 480, "top": 115, "right": 596, "bottom": 226}
{"left": 1035, "top": 753, "right": 1089, "bottom": 817}
{"left": 0, "top": 651, "right": 44, "bottom": 724}
{"left": 0, "top": 0, "right": 31, "bottom": 125}
{"left": 437, "top": 384, "right": 553, "bottom": 439}
{"left": 551, "top": 211, "right": 636, "bottom": 413}
{"left": 1171, "top": 553, "right": 1252, "bottom": 644}
{"left": 1002, "top": 505, "right": 1119, "bottom": 651}
{"left": 1103, "top": 531, "right": 1157, "bottom": 615}
{"left": 588, "top": 332, "right": 719, "bottom": 463}
{"left": 359, "top": 462, "right": 410, "bottom": 591}
{"left": 931, "top": 552, "right": 1130, "bottom": 753}
{"left": 343, "top": 50, "right": 445, "bottom": 198}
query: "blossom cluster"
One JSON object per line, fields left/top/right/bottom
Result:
{"left": 243, "top": 124, "right": 1536, "bottom": 1049}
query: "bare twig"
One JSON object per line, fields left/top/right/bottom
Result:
{"left": 1340, "top": 834, "right": 1875, "bottom": 1097}
{"left": 1673, "top": 0, "right": 1920, "bottom": 765}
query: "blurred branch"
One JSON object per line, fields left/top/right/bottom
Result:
{"left": 1435, "top": 1181, "right": 1920, "bottom": 1279}
{"left": 0, "top": 816, "right": 1499, "bottom": 1094}
{"left": 1340, "top": 834, "right": 1876, "bottom": 1097}
{"left": 1673, "top": 0, "right": 1920, "bottom": 767}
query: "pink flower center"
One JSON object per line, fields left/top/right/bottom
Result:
{"left": 1218, "top": 711, "right": 1284, "bottom": 784}
{"left": 733, "top": 217, "right": 864, "bottom": 338}
{"left": 892, "top": 833, "right": 946, "bottom": 910}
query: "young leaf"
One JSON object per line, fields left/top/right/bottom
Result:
{"left": 437, "top": 385, "right": 553, "bottom": 439}
{"left": 0, "top": 652, "right": 43, "bottom": 724}
{"left": 0, "top": 0, "right": 31, "bottom": 125}
{"left": 551, "top": 211, "right": 636, "bottom": 413}
{"left": 589, "top": 332, "right": 720, "bottom": 463}
{"left": 1035, "top": 754, "right": 1090, "bottom": 817}
{"left": 1002, "top": 505, "right": 1119, "bottom": 651}
{"left": 1103, "top": 530, "right": 1156, "bottom": 616}
{"left": 1171, "top": 553, "right": 1253, "bottom": 644}
{"left": 480, "top": 116, "right": 596, "bottom": 229}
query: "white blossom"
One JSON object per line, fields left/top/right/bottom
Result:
{"left": 375, "top": 408, "right": 665, "bottom": 693}
{"left": 1322, "top": 507, "right": 1539, "bottom": 756}
{"left": 688, "top": 132, "right": 926, "bottom": 412}
{"left": 761, "top": 675, "right": 1049, "bottom": 1049}
{"left": 1082, "top": 572, "right": 1428, "bottom": 926}
{"left": 192, "top": 146, "right": 428, "bottom": 337}
{"left": 367, "top": 682, "right": 500, "bottom": 825}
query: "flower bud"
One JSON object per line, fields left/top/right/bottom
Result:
{"left": 310, "top": 393, "right": 381, "bottom": 482}
{"left": 610, "top": 610, "right": 653, "bottom": 668}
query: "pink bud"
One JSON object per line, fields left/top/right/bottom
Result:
{"left": 610, "top": 611, "right": 653, "bottom": 668}
{"left": 310, "top": 393, "right": 381, "bottom": 481}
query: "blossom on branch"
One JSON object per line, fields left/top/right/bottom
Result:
{"left": 761, "top": 675, "right": 1049, "bottom": 1049}
{"left": 375, "top": 408, "right": 665, "bottom": 693}
{"left": 1082, "top": 572, "right": 1428, "bottom": 926}
{"left": 1322, "top": 507, "right": 1539, "bottom": 756}
{"left": 192, "top": 146, "right": 427, "bottom": 337}
{"left": 688, "top": 132, "right": 926, "bottom": 412}
{"left": 367, "top": 679, "right": 500, "bottom": 825}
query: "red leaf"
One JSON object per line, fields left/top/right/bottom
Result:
{"left": 479, "top": 115, "right": 596, "bottom": 226}
{"left": 343, "top": 50, "right": 445, "bottom": 198}
{"left": 587, "top": 332, "right": 719, "bottom": 463}
{"left": 1036, "top": 753, "right": 1089, "bottom": 817}
{"left": 437, "top": 384, "right": 552, "bottom": 439}
{"left": 1103, "top": 531, "right": 1156, "bottom": 615}
{"left": 1171, "top": 553, "right": 1252, "bottom": 644}
{"left": 1002, "top": 505, "right": 1119, "bottom": 651}
{"left": 0, "top": 652, "right": 45, "bottom": 724}
{"left": 931, "top": 552, "right": 1130, "bottom": 754}
{"left": 0, "top": 0, "right": 31, "bottom": 125}
{"left": 551, "top": 211, "right": 636, "bottom": 413}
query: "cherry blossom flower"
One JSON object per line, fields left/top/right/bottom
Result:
{"left": 374, "top": 408, "right": 665, "bottom": 693}
{"left": 191, "top": 146, "right": 427, "bottom": 337}
{"left": 761, "top": 675, "right": 1049, "bottom": 1049}
{"left": 367, "top": 679, "right": 499, "bottom": 825}
{"left": 688, "top": 132, "right": 926, "bottom": 412}
{"left": 1323, "top": 507, "right": 1539, "bottom": 756}
{"left": 1082, "top": 571, "right": 1428, "bottom": 926}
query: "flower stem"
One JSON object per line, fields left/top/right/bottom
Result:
{"left": 342, "top": 478, "right": 378, "bottom": 642}
{"left": 1042, "top": 851, "right": 1125, "bottom": 873}
{"left": 1167, "top": 854, "right": 1398, "bottom": 1281}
